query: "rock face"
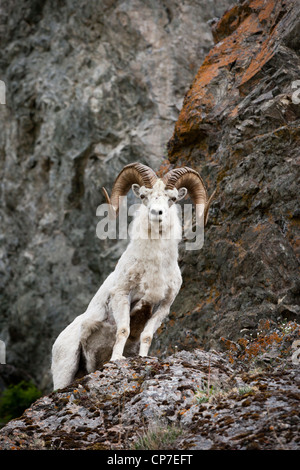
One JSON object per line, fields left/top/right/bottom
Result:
{"left": 152, "top": 0, "right": 300, "bottom": 356}
{"left": 0, "top": 0, "right": 299, "bottom": 451}
{"left": 0, "top": 0, "right": 233, "bottom": 391}
{"left": 0, "top": 345, "right": 299, "bottom": 450}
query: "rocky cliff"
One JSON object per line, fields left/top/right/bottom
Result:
{"left": 0, "top": 0, "right": 232, "bottom": 391}
{"left": 152, "top": 0, "right": 300, "bottom": 357}
{"left": 0, "top": 0, "right": 299, "bottom": 451}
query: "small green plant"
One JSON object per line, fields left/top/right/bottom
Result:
{"left": 0, "top": 381, "right": 42, "bottom": 425}
{"left": 238, "top": 386, "right": 254, "bottom": 396}
{"left": 133, "top": 422, "right": 183, "bottom": 450}
{"left": 194, "top": 384, "right": 216, "bottom": 403}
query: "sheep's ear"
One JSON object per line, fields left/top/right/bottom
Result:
{"left": 132, "top": 184, "right": 141, "bottom": 198}
{"left": 177, "top": 187, "right": 187, "bottom": 201}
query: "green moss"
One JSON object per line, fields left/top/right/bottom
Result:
{"left": 86, "top": 443, "right": 110, "bottom": 450}
{"left": 133, "top": 423, "right": 183, "bottom": 450}
{"left": 238, "top": 386, "right": 254, "bottom": 396}
{"left": 0, "top": 381, "right": 42, "bottom": 424}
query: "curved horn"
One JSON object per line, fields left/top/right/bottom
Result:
{"left": 102, "top": 162, "right": 158, "bottom": 216}
{"left": 163, "top": 167, "right": 215, "bottom": 225}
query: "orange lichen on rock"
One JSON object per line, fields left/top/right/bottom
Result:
{"left": 222, "top": 320, "right": 300, "bottom": 364}
{"left": 156, "top": 158, "right": 172, "bottom": 177}
{"left": 168, "top": 0, "right": 293, "bottom": 159}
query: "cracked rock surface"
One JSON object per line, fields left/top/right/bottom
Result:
{"left": 0, "top": 348, "right": 299, "bottom": 450}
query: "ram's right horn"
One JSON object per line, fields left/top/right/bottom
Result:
{"left": 102, "top": 162, "right": 158, "bottom": 216}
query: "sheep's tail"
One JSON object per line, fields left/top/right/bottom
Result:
{"left": 51, "top": 315, "right": 83, "bottom": 390}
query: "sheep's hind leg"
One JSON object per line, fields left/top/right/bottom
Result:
{"left": 110, "top": 293, "right": 130, "bottom": 361}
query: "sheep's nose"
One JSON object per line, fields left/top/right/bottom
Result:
{"left": 151, "top": 208, "right": 163, "bottom": 216}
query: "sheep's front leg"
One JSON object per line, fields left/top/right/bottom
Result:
{"left": 139, "top": 301, "right": 171, "bottom": 357}
{"left": 110, "top": 293, "right": 130, "bottom": 361}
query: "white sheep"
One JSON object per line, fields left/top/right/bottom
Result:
{"left": 51, "top": 163, "right": 214, "bottom": 389}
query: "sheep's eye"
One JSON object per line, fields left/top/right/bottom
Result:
{"left": 170, "top": 197, "right": 177, "bottom": 202}
{"left": 140, "top": 194, "right": 146, "bottom": 199}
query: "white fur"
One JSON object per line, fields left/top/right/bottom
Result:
{"left": 51, "top": 180, "right": 186, "bottom": 389}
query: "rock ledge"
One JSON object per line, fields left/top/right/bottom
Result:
{"left": 0, "top": 349, "right": 299, "bottom": 450}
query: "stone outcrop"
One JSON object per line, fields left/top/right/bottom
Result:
{"left": 0, "top": 0, "right": 299, "bottom": 451}
{"left": 0, "top": 341, "right": 299, "bottom": 450}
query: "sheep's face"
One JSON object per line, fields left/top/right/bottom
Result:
{"left": 132, "top": 180, "right": 187, "bottom": 233}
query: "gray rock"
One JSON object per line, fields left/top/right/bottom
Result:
{"left": 0, "top": 348, "right": 299, "bottom": 450}
{"left": 153, "top": 0, "right": 300, "bottom": 357}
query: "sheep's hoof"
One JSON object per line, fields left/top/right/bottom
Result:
{"left": 111, "top": 355, "right": 126, "bottom": 362}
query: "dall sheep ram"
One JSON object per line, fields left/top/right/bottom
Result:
{"left": 51, "top": 162, "right": 214, "bottom": 389}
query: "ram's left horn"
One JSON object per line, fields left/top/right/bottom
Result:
{"left": 163, "top": 167, "right": 215, "bottom": 225}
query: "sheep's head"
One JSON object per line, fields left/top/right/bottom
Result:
{"left": 131, "top": 179, "right": 187, "bottom": 231}
{"left": 102, "top": 162, "right": 215, "bottom": 229}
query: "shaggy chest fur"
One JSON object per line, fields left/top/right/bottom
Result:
{"left": 116, "top": 239, "right": 181, "bottom": 305}
{"left": 132, "top": 265, "right": 171, "bottom": 304}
